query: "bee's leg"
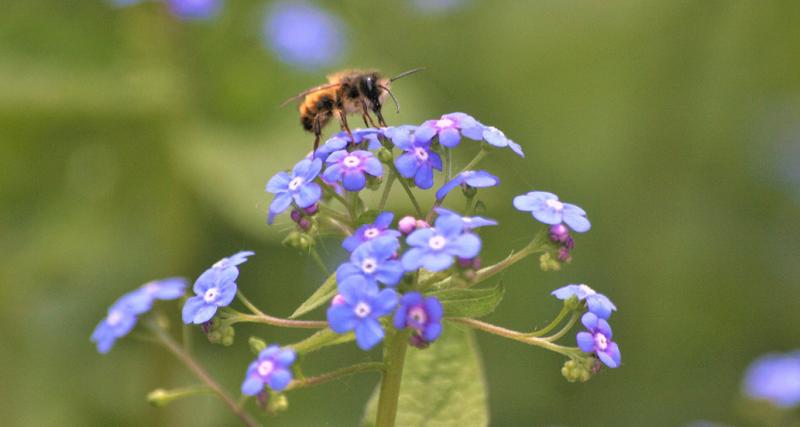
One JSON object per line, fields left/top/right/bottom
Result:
{"left": 337, "top": 109, "right": 354, "bottom": 142}
{"left": 374, "top": 108, "right": 387, "bottom": 128}
{"left": 312, "top": 115, "right": 323, "bottom": 152}
{"left": 361, "top": 101, "right": 378, "bottom": 128}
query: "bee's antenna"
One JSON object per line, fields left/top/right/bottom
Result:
{"left": 389, "top": 67, "right": 426, "bottom": 82}
{"left": 379, "top": 85, "right": 400, "bottom": 113}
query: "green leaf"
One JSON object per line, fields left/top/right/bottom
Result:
{"left": 289, "top": 328, "right": 354, "bottom": 355}
{"left": 427, "top": 283, "right": 505, "bottom": 318}
{"left": 361, "top": 326, "right": 489, "bottom": 427}
{"left": 289, "top": 273, "right": 337, "bottom": 319}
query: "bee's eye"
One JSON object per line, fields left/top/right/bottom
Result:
{"left": 365, "top": 77, "right": 374, "bottom": 92}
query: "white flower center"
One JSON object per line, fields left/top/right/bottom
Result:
{"left": 594, "top": 333, "right": 608, "bottom": 351}
{"left": 414, "top": 147, "right": 429, "bottom": 161}
{"left": 257, "top": 360, "right": 274, "bottom": 377}
{"left": 107, "top": 310, "right": 123, "bottom": 326}
{"left": 428, "top": 235, "right": 447, "bottom": 250}
{"left": 545, "top": 198, "right": 564, "bottom": 211}
{"left": 144, "top": 282, "right": 159, "bottom": 294}
{"left": 462, "top": 217, "right": 472, "bottom": 223}
{"left": 435, "top": 118, "right": 454, "bottom": 129}
{"left": 288, "top": 176, "right": 305, "bottom": 191}
{"left": 578, "top": 284, "right": 596, "bottom": 296}
{"left": 408, "top": 307, "right": 428, "bottom": 325}
{"left": 343, "top": 155, "right": 361, "bottom": 168}
{"left": 364, "top": 227, "right": 380, "bottom": 239}
{"left": 203, "top": 287, "right": 219, "bottom": 303}
{"left": 354, "top": 302, "right": 371, "bottom": 318}
{"left": 361, "top": 258, "right": 378, "bottom": 274}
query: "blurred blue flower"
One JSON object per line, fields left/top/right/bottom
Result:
{"left": 393, "top": 132, "right": 442, "bottom": 189}
{"left": 402, "top": 213, "right": 481, "bottom": 272}
{"left": 327, "top": 275, "right": 398, "bottom": 350}
{"left": 264, "top": 2, "right": 346, "bottom": 69}
{"left": 415, "top": 113, "right": 484, "bottom": 148}
{"left": 342, "top": 211, "right": 401, "bottom": 252}
{"left": 412, "top": 0, "right": 468, "bottom": 14}
{"left": 322, "top": 150, "right": 382, "bottom": 192}
{"left": 552, "top": 283, "right": 616, "bottom": 319}
{"left": 393, "top": 292, "right": 443, "bottom": 344}
{"left": 482, "top": 125, "right": 524, "bottom": 157}
{"left": 435, "top": 170, "right": 499, "bottom": 201}
{"left": 124, "top": 277, "right": 188, "bottom": 314}
{"left": 337, "top": 236, "right": 404, "bottom": 288}
{"left": 241, "top": 345, "right": 296, "bottom": 395}
{"left": 212, "top": 250, "right": 255, "bottom": 270}
{"left": 182, "top": 264, "right": 240, "bottom": 325}
{"left": 577, "top": 312, "right": 621, "bottom": 368}
{"left": 743, "top": 351, "right": 800, "bottom": 407}
{"left": 167, "top": 0, "right": 221, "bottom": 20}
{"left": 267, "top": 158, "right": 323, "bottom": 224}
{"left": 434, "top": 207, "right": 497, "bottom": 230}
{"left": 91, "top": 295, "right": 140, "bottom": 354}
{"left": 513, "top": 191, "right": 591, "bottom": 233}
{"left": 314, "top": 128, "right": 383, "bottom": 161}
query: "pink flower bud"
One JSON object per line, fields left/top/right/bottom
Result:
{"left": 398, "top": 216, "right": 417, "bottom": 234}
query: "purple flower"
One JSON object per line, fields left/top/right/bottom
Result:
{"left": 577, "top": 312, "right": 621, "bottom": 369}
{"left": 326, "top": 276, "right": 398, "bottom": 350}
{"left": 264, "top": 2, "right": 345, "bottom": 69}
{"left": 552, "top": 284, "right": 616, "bottom": 319}
{"left": 241, "top": 345, "right": 296, "bottom": 395}
{"left": 393, "top": 133, "right": 442, "bottom": 189}
{"left": 434, "top": 207, "right": 497, "bottom": 230}
{"left": 336, "top": 236, "right": 404, "bottom": 288}
{"left": 124, "top": 278, "right": 188, "bottom": 314}
{"left": 435, "top": 170, "right": 500, "bottom": 201}
{"left": 415, "top": 113, "right": 484, "bottom": 148}
{"left": 314, "top": 128, "right": 382, "bottom": 161}
{"left": 267, "top": 158, "right": 323, "bottom": 224}
{"left": 743, "top": 351, "right": 800, "bottom": 407}
{"left": 322, "top": 149, "right": 383, "bottom": 192}
{"left": 182, "top": 253, "right": 249, "bottom": 325}
{"left": 402, "top": 213, "right": 481, "bottom": 272}
{"left": 212, "top": 250, "right": 255, "bottom": 270}
{"left": 167, "top": 0, "right": 221, "bottom": 20}
{"left": 91, "top": 295, "right": 140, "bottom": 354}
{"left": 549, "top": 224, "right": 570, "bottom": 243}
{"left": 393, "top": 292, "right": 443, "bottom": 344}
{"left": 342, "top": 211, "right": 401, "bottom": 252}
{"left": 482, "top": 125, "right": 524, "bottom": 157}
{"left": 513, "top": 191, "right": 591, "bottom": 233}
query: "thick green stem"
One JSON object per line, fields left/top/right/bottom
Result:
{"left": 233, "top": 292, "right": 327, "bottom": 329}
{"left": 375, "top": 329, "right": 410, "bottom": 427}
{"left": 147, "top": 321, "right": 261, "bottom": 427}
{"left": 287, "top": 362, "right": 384, "bottom": 391}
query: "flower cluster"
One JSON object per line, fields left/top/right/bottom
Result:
{"left": 743, "top": 351, "right": 800, "bottom": 408}
{"left": 553, "top": 284, "right": 621, "bottom": 369}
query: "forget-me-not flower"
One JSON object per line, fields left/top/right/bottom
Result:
{"left": 327, "top": 275, "right": 398, "bottom": 350}
{"left": 314, "top": 128, "right": 382, "bottom": 161}
{"left": 322, "top": 149, "right": 382, "bottom": 192}
{"left": 91, "top": 295, "right": 140, "bottom": 354}
{"left": 264, "top": 2, "right": 345, "bottom": 69}
{"left": 435, "top": 170, "right": 500, "bottom": 201}
{"left": 743, "top": 351, "right": 800, "bottom": 407}
{"left": 241, "top": 345, "right": 296, "bottom": 395}
{"left": 434, "top": 207, "right": 497, "bottom": 230}
{"left": 393, "top": 132, "right": 442, "bottom": 189}
{"left": 393, "top": 292, "right": 443, "bottom": 344}
{"left": 336, "top": 236, "right": 404, "bottom": 288}
{"left": 342, "top": 211, "right": 401, "bottom": 252}
{"left": 552, "top": 283, "right": 616, "bottom": 319}
{"left": 183, "top": 252, "right": 252, "bottom": 324}
{"left": 482, "top": 125, "right": 524, "bottom": 157}
{"left": 267, "top": 158, "right": 323, "bottom": 224}
{"left": 168, "top": 0, "right": 221, "bottom": 20}
{"left": 402, "top": 213, "right": 481, "bottom": 272}
{"left": 576, "top": 312, "right": 621, "bottom": 368}
{"left": 415, "top": 113, "right": 484, "bottom": 148}
{"left": 513, "top": 191, "right": 591, "bottom": 233}
{"left": 124, "top": 277, "right": 188, "bottom": 314}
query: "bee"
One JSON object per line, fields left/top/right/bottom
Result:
{"left": 281, "top": 68, "right": 425, "bottom": 151}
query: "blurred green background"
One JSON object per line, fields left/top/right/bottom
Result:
{"left": 2, "top": 0, "right": 800, "bottom": 426}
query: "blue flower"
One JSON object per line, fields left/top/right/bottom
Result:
{"left": 402, "top": 213, "right": 481, "bottom": 272}
{"left": 267, "top": 158, "right": 323, "bottom": 224}
{"left": 342, "top": 211, "right": 401, "bottom": 252}
{"left": 743, "top": 351, "right": 800, "bottom": 407}
{"left": 91, "top": 295, "right": 140, "bottom": 354}
{"left": 482, "top": 125, "right": 524, "bottom": 157}
{"left": 576, "top": 312, "right": 621, "bottom": 368}
{"left": 336, "top": 236, "right": 404, "bottom": 288}
{"left": 434, "top": 207, "right": 497, "bottom": 230}
{"left": 327, "top": 275, "right": 398, "bottom": 350}
{"left": 212, "top": 250, "right": 255, "bottom": 270}
{"left": 393, "top": 292, "right": 443, "bottom": 344}
{"left": 264, "top": 2, "right": 345, "bottom": 69}
{"left": 124, "top": 277, "right": 188, "bottom": 314}
{"left": 183, "top": 257, "right": 244, "bottom": 324}
{"left": 167, "top": 0, "right": 221, "bottom": 20}
{"left": 241, "top": 345, "right": 296, "bottom": 395}
{"left": 393, "top": 132, "right": 442, "bottom": 189}
{"left": 435, "top": 170, "right": 500, "bottom": 201}
{"left": 415, "top": 113, "right": 484, "bottom": 148}
{"left": 322, "top": 150, "right": 383, "bottom": 192}
{"left": 552, "top": 284, "right": 616, "bottom": 319}
{"left": 314, "top": 128, "right": 383, "bottom": 161}
{"left": 513, "top": 191, "right": 591, "bottom": 233}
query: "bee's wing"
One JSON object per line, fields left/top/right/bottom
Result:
{"left": 280, "top": 82, "right": 343, "bottom": 107}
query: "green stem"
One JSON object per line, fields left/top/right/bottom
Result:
{"left": 448, "top": 317, "right": 579, "bottom": 359}
{"left": 375, "top": 329, "right": 410, "bottom": 427}
{"left": 525, "top": 305, "right": 570, "bottom": 337}
{"left": 287, "top": 362, "right": 384, "bottom": 391}
{"left": 146, "top": 321, "right": 261, "bottom": 427}
{"left": 390, "top": 164, "right": 423, "bottom": 218}
{"left": 234, "top": 292, "right": 328, "bottom": 329}
{"left": 378, "top": 169, "right": 396, "bottom": 211}
{"left": 544, "top": 311, "right": 579, "bottom": 342}
{"left": 444, "top": 148, "right": 452, "bottom": 182}
{"left": 309, "top": 247, "right": 329, "bottom": 275}
{"left": 460, "top": 148, "right": 489, "bottom": 173}
{"left": 147, "top": 385, "right": 214, "bottom": 406}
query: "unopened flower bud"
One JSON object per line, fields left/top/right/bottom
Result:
{"left": 377, "top": 147, "right": 393, "bottom": 163}
{"left": 539, "top": 253, "right": 561, "bottom": 271}
{"left": 331, "top": 294, "right": 346, "bottom": 306}
{"left": 297, "top": 217, "right": 312, "bottom": 231}
{"left": 549, "top": 224, "right": 570, "bottom": 243}
{"left": 557, "top": 247, "right": 572, "bottom": 263}
{"left": 415, "top": 219, "right": 430, "bottom": 229}
{"left": 367, "top": 176, "right": 382, "bottom": 191}
{"left": 249, "top": 336, "right": 267, "bottom": 354}
{"left": 290, "top": 209, "right": 302, "bottom": 223}
{"left": 462, "top": 185, "right": 478, "bottom": 198}
{"left": 398, "top": 216, "right": 417, "bottom": 234}
{"left": 561, "top": 359, "right": 592, "bottom": 383}
{"left": 267, "top": 393, "right": 289, "bottom": 414}
{"left": 409, "top": 333, "right": 430, "bottom": 349}
{"left": 303, "top": 204, "right": 319, "bottom": 216}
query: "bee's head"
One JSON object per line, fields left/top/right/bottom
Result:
{"left": 359, "top": 73, "right": 388, "bottom": 109}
